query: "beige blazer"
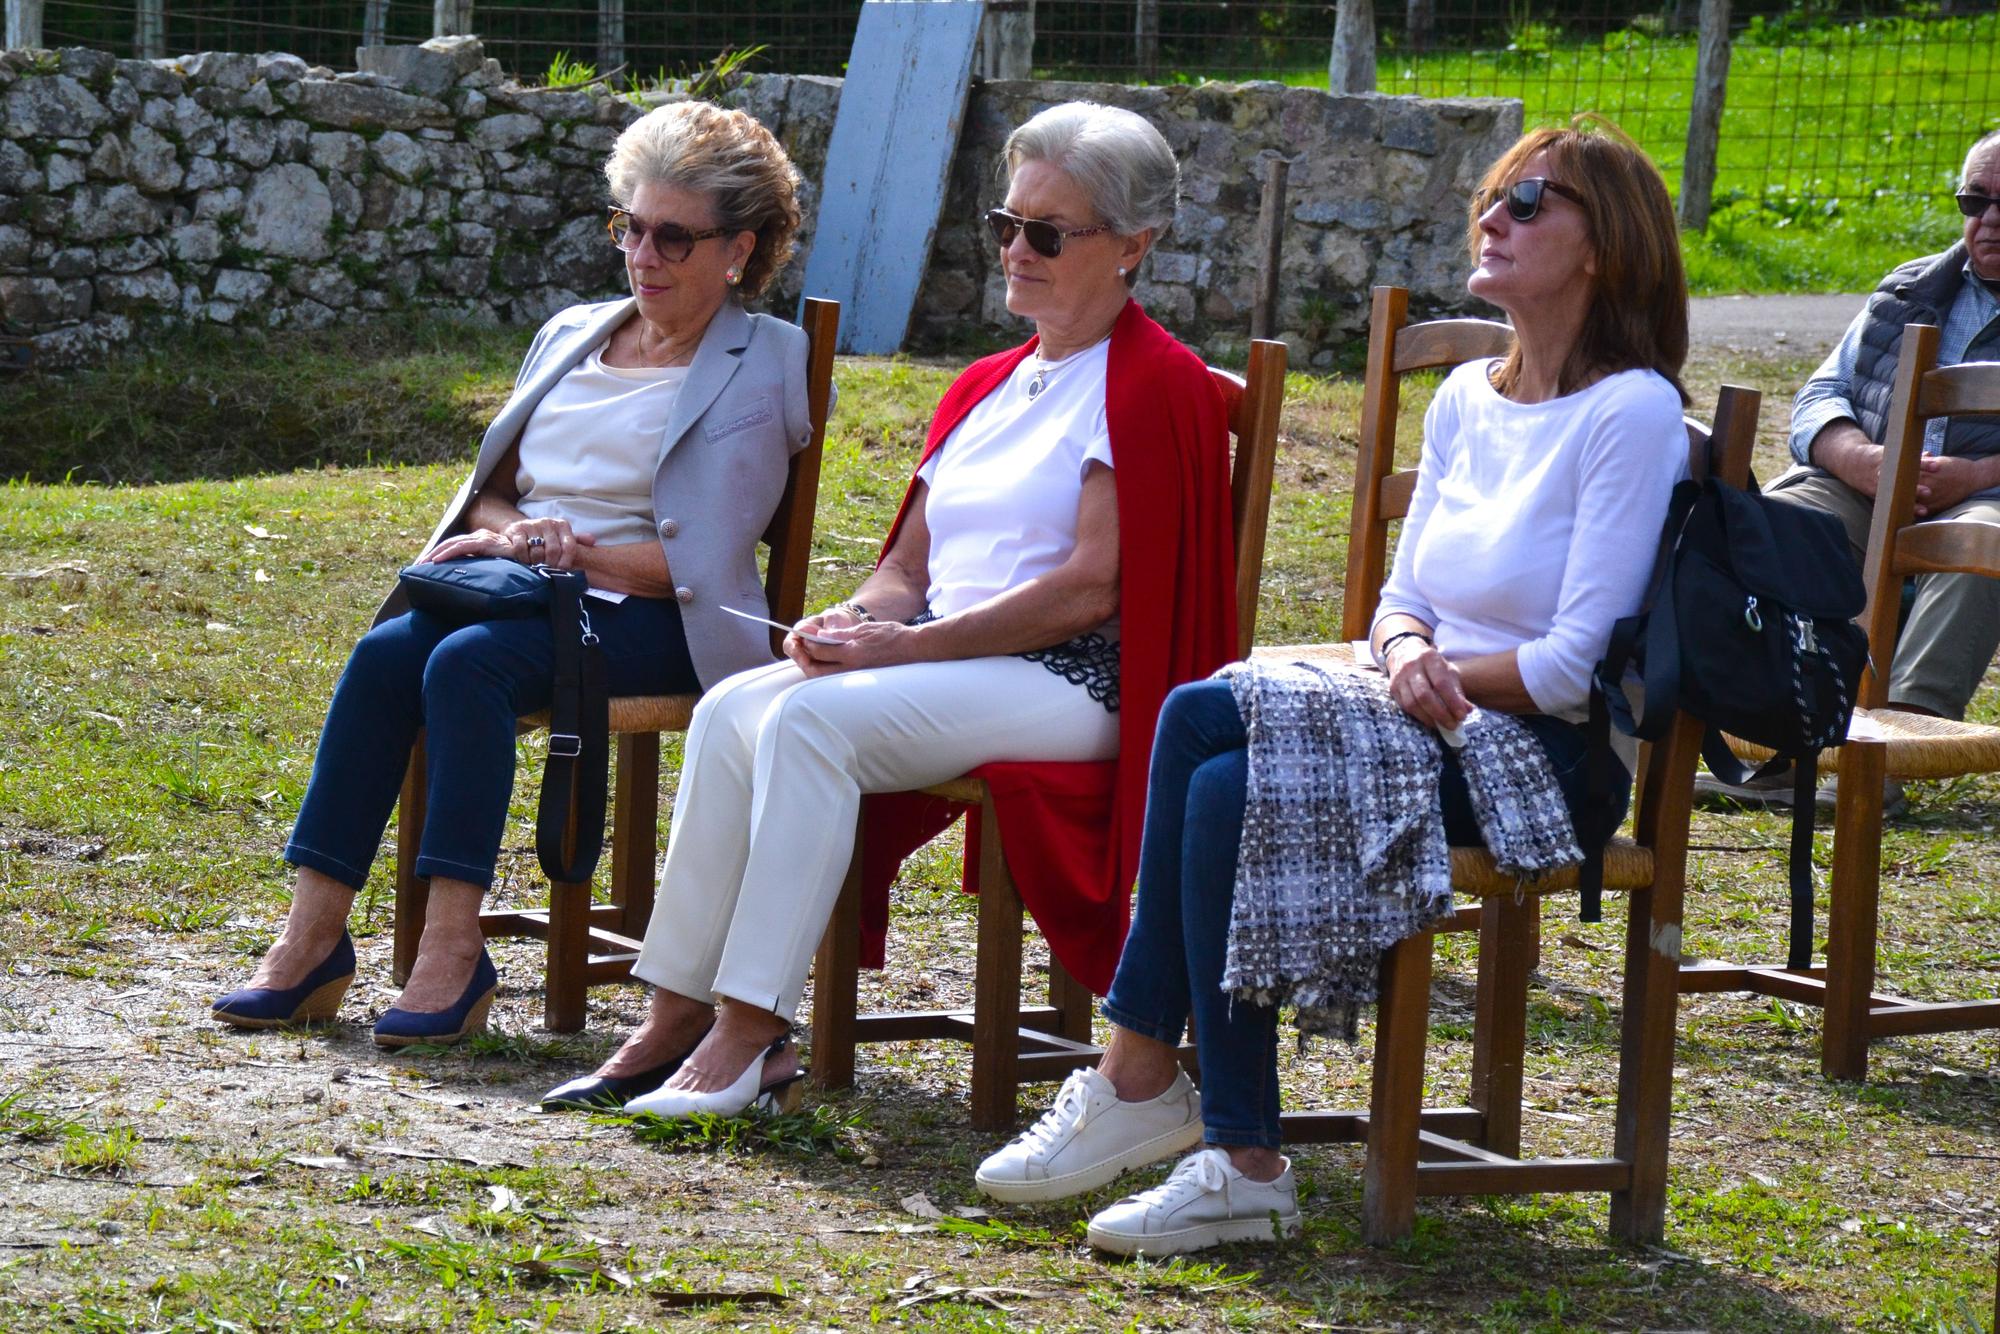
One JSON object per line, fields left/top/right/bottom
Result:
{"left": 380, "top": 297, "right": 814, "bottom": 689}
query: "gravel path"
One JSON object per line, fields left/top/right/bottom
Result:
{"left": 1689, "top": 291, "right": 1866, "bottom": 358}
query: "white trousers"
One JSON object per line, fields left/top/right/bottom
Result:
{"left": 631, "top": 656, "right": 1120, "bottom": 1021}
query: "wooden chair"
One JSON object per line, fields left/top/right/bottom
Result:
{"left": 1266, "top": 285, "right": 1753, "bottom": 1245}
{"left": 1679, "top": 322, "right": 2000, "bottom": 1081}
{"left": 809, "top": 337, "right": 1289, "bottom": 1131}
{"left": 391, "top": 297, "right": 842, "bottom": 1032}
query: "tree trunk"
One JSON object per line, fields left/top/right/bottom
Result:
{"left": 598, "top": 0, "right": 624, "bottom": 73}
{"left": 1405, "top": 0, "right": 1434, "bottom": 53}
{"left": 1135, "top": 0, "right": 1159, "bottom": 80}
{"left": 1329, "top": 0, "right": 1377, "bottom": 95}
{"left": 1677, "top": 0, "right": 1732, "bottom": 231}
{"left": 433, "top": 0, "right": 474, "bottom": 40}
{"left": 134, "top": 0, "right": 163, "bottom": 59}
{"left": 4, "top": 0, "right": 44, "bottom": 49}
{"left": 976, "top": 0, "right": 1034, "bottom": 80}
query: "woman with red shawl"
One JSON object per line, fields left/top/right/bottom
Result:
{"left": 539, "top": 101, "right": 1237, "bottom": 1117}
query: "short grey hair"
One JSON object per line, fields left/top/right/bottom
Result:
{"left": 1004, "top": 102, "right": 1179, "bottom": 283}
{"left": 603, "top": 101, "right": 802, "bottom": 299}
{"left": 1965, "top": 128, "right": 2000, "bottom": 185}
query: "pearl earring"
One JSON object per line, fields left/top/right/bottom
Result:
{"left": 1116, "top": 266, "right": 1127, "bottom": 277}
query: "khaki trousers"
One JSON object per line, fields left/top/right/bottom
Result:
{"left": 1767, "top": 465, "right": 2000, "bottom": 719}
{"left": 630, "top": 656, "right": 1120, "bottom": 1022}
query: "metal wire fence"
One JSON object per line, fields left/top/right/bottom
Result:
{"left": 32, "top": 1, "right": 2000, "bottom": 203}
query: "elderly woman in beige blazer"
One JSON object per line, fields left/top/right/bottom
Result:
{"left": 212, "top": 101, "right": 815, "bottom": 1049}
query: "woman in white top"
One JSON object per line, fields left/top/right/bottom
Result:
{"left": 212, "top": 103, "right": 817, "bottom": 1048}
{"left": 979, "top": 119, "right": 1694, "bottom": 1256}
{"left": 558, "top": 101, "right": 1239, "bottom": 1119}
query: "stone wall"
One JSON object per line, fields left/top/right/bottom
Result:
{"left": 0, "top": 37, "right": 1520, "bottom": 369}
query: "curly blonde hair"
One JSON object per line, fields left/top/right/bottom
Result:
{"left": 605, "top": 101, "right": 803, "bottom": 300}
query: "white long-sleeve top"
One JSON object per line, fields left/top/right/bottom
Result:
{"left": 1372, "top": 360, "right": 1690, "bottom": 721}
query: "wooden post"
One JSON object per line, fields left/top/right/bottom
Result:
{"left": 363, "top": 0, "right": 388, "bottom": 48}
{"left": 5, "top": 0, "right": 44, "bottom": 49}
{"left": 433, "top": 0, "right": 473, "bottom": 40}
{"left": 1328, "top": 0, "right": 1376, "bottom": 95}
{"left": 975, "top": 0, "right": 1033, "bottom": 81}
{"left": 597, "top": 0, "right": 624, "bottom": 74}
{"left": 1250, "top": 154, "right": 1289, "bottom": 341}
{"left": 135, "top": 0, "right": 162, "bottom": 59}
{"left": 1134, "top": 0, "right": 1158, "bottom": 80}
{"left": 1405, "top": 0, "right": 1434, "bottom": 52}
{"left": 1677, "top": 0, "right": 1732, "bottom": 231}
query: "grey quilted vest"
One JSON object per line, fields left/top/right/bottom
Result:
{"left": 1850, "top": 242, "right": 2000, "bottom": 457}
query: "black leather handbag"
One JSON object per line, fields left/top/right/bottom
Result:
{"left": 395, "top": 557, "right": 610, "bottom": 884}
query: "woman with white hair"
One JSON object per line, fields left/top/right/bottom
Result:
{"left": 214, "top": 101, "right": 815, "bottom": 1051}
{"left": 552, "top": 100, "right": 1238, "bottom": 1119}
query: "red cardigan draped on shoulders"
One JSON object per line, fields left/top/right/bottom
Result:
{"left": 857, "top": 300, "right": 1237, "bottom": 993}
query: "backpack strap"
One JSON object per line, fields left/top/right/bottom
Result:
{"left": 1786, "top": 752, "right": 1819, "bottom": 972}
{"left": 537, "top": 570, "right": 610, "bottom": 885}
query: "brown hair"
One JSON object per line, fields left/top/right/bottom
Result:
{"left": 1469, "top": 116, "right": 1690, "bottom": 405}
{"left": 605, "top": 101, "right": 803, "bottom": 300}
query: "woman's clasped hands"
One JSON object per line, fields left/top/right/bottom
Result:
{"left": 422, "top": 516, "right": 596, "bottom": 569}
{"left": 1384, "top": 634, "right": 1473, "bottom": 733}
{"left": 783, "top": 606, "right": 925, "bottom": 677}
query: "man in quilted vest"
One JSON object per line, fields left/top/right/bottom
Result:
{"left": 1698, "top": 131, "right": 2000, "bottom": 814}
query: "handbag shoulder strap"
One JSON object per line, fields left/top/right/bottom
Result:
{"left": 537, "top": 569, "right": 609, "bottom": 885}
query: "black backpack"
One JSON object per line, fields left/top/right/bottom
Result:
{"left": 1585, "top": 475, "right": 1869, "bottom": 968}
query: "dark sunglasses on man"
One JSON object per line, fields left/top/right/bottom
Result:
{"left": 1479, "top": 176, "right": 1587, "bottom": 223}
{"left": 1956, "top": 192, "right": 2000, "bottom": 219}
{"left": 985, "top": 207, "right": 1112, "bottom": 259}
{"left": 606, "top": 208, "right": 731, "bottom": 260}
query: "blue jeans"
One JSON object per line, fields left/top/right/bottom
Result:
{"left": 285, "top": 598, "right": 698, "bottom": 891}
{"left": 1100, "top": 678, "right": 1626, "bottom": 1149}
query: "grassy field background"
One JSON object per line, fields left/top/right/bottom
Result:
{"left": 1, "top": 324, "right": 1997, "bottom": 1330}
{"left": 1051, "top": 10, "right": 1998, "bottom": 297}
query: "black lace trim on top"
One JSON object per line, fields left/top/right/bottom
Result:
{"left": 1021, "top": 632, "right": 1121, "bottom": 712}
{"left": 902, "top": 608, "right": 1119, "bottom": 712}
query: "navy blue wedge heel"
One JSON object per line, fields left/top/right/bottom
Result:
{"left": 373, "top": 950, "right": 499, "bottom": 1049}
{"left": 212, "top": 932, "right": 357, "bottom": 1029}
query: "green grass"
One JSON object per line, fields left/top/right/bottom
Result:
{"left": 1, "top": 325, "right": 1997, "bottom": 1331}
{"left": 1063, "top": 12, "right": 1999, "bottom": 295}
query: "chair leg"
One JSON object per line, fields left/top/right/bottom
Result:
{"left": 544, "top": 878, "right": 590, "bottom": 1033}
{"left": 1609, "top": 870, "right": 1688, "bottom": 1243}
{"left": 1362, "top": 931, "right": 1433, "bottom": 1246}
{"left": 1049, "top": 957, "right": 1093, "bottom": 1043}
{"left": 392, "top": 735, "right": 429, "bottom": 988}
{"left": 1822, "top": 742, "right": 1885, "bottom": 1083}
{"left": 810, "top": 840, "right": 864, "bottom": 1091}
{"left": 1469, "top": 894, "right": 1534, "bottom": 1159}
{"left": 970, "top": 797, "right": 1024, "bottom": 1133}
{"left": 610, "top": 732, "right": 659, "bottom": 941}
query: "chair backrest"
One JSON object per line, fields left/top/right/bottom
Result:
{"left": 1342, "top": 285, "right": 1514, "bottom": 641}
{"left": 1208, "top": 337, "right": 1288, "bottom": 658}
{"left": 1856, "top": 322, "right": 2000, "bottom": 708}
{"left": 758, "top": 296, "right": 841, "bottom": 654}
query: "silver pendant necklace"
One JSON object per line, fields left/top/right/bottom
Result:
{"left": 1025, "top": 336, "right": 1107, "bottom": 401}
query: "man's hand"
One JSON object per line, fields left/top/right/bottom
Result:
{"left": 1807, "top": 420, "right": 1885, "bottom": 499}
{"left": 1913, "top": 453, "right": 1997, "bottom": 518}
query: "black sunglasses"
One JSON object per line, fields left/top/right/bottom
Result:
{"left": 1479, "top": 176, "right": 1587, "bottom": 222}
{"left": 607, "top": 208, "right": 731, "bottom": 260}
{"left": 1956, "top": 192, "right": 2000, "bottom": 219}
{"left": 985, "top": 207, "right": 1111, "bottom": 258}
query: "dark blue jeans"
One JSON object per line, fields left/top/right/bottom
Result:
{"left": 1101, "top": 677, "right": 1626, "bottom": 1149}
{"left": 285, "top": 597, "right": 698, "bottom": 891}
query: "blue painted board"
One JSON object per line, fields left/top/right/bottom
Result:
{"left": 800, "top": 0, "right": 985, "bottom": 354}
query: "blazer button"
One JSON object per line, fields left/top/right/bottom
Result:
{"left": 675, "top": 586, "right": 694, "bottom": 604}
{"left": 658, "top": 518, "right": 679, "bottom": 538}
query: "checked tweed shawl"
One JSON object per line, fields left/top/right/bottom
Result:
{"left": 1218, "top": 661, "right": 1582, "bottom": 1040}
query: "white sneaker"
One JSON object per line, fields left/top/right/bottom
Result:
{"left": 974, "top": 1066, "right": 1202, "bottom": 1204}
{"left": 1086, "top": 1148, "right": 1301, "bottom": 1257}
